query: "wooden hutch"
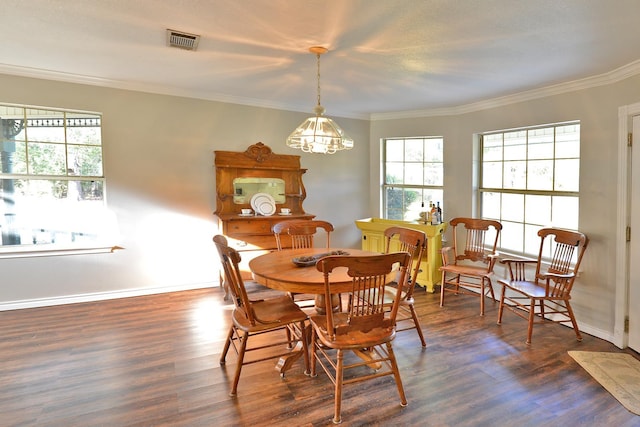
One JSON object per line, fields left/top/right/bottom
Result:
{"left": 213, "top": 142, "right": 315, "bottom": 279}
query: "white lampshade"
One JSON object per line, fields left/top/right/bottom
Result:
{"left": 286, "top": 114, "right": 354, "bottom": 154}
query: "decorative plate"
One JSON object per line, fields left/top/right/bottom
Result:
{"left": 257, "top": 200, "right": 276, "bottom": 216}
{"left": 250, "top": 193, "right": 276, "bottom": 216}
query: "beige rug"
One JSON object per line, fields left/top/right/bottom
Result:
{"left": 569, "top": 351, "right": 640, "bottom": 415}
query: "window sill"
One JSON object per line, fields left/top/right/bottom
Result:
{"left": 0, "top": 245, "right": 124, "bottom": 259}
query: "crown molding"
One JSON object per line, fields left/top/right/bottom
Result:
{"left": 0, "top": 63, "right": 369, "bottom": 120}
{"left": 2, "top": 60, "right": 639, "bottom": 122}
{"left": 370, "top": 59, "right": 640, "bottom": 121}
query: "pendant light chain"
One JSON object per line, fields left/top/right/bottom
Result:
{"left": 316, "top": 52, "right": 322, "bottom": 109}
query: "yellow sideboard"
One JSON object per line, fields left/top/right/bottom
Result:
{"left": 355, "top": 218, "right": 447, "bottom": 293}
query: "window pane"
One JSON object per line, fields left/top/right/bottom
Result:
{"left": 28, "top": 142, "right": 66, "bottom": 175}
{"left": 68, "top": 145, "right": 103, "bottom": 176}
{"left": 385, "top": 163, "right": 404, "bottom": 184}
{"left": 8, "top": 141, "right": 27, "bottom": 174}
{"left": 502, "top": 193, "right": 524, "bottom": 222}
{"left": 404, "top": 187, "right": 425, "bottom": 221}
{"left": 404, "top": 163, "right": 422, "bottom": 185}
{"left": 66, "top": 114, "right": 102, "bottom": 145}
{"left": 555, "top": 124, "right": 580, "bottom": 158}
{"left": 554, "top": 159, "right": 579, "bottom": 191}
{"left": 500, "top": 221, "right": 524, "bottom": 253}
{"left": 385, "top": 187, "right": 404, "bottom": 220}
{"left": 527, "top": 159, "right": 553, "bottom": 190}
{"left": 524, "top": 224, "right": 541, "bottom": 257}
{"left": 424, "top": 163, "right": 443, "bottom": 186}
{"left": 503, "top": 131, "right": 526, "bottom": 160}
{"left": 552, "top": 196, "right": 579, "bottom": 229}
{"left": 525, "top": 194, "right": 551, "bottom": 226}
{"left": 482, "top": 192, "right": 500, "bottom": 219}
{"left": 528, "top": 128, "right": 554, "bottom": 159}
{"left": 424, "top": 138, "right": 443, "bottom": 162}
{"left": 482, "top": 134, "right": 502, "bottom": 161}
{"left": 483, "top": 161, "right": 502, "bottom": 188}
{"left": 386, "top": 139, "right": 403, "bottom": 162}
{"left": 503, "top": 161, "right": 526, "bottom": 189}
{"left": 405, "top": 139, "right": 423, "bottom": 161}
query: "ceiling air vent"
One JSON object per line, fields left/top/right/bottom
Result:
{"left": 166, "top": 29, "right": 200, "bottom": 51}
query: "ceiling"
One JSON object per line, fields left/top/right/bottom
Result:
{"left": 2, "top": 0, "right": 640, "bottom": 119}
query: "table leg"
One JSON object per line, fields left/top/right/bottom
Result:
{"left": 274, "top": 323, "right": 311, "bottom": 376}
{"left": 313, "top": 294, "right": 341, "bottom": 314}
{"left": 275, "top": 341, "right": 304, "bottom": 375}
{"left": 352, "top": 348, "right": 383, "bottom": 370}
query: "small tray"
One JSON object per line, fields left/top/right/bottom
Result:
{"left": 292, "top": 250, "right": 350, "bottom": 267}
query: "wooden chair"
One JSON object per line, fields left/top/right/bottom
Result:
{"left": 272, "top": 219, "right": 334, "bottom": 251}
{"left": 213, "top": 235, "right": 309, "bottom": 396}
{"left": 497, "top": 228, "right": 589, "bottom": 345}
{"left": 439, "top": 217, "right": 502, "bottom": 316}
{"left": 382, "top": 226, "right": 428, "bottom": 347}
{"left": 310, "top": 252, "right": 411, "bottom": 424}
{"left": 272, "top": 219, "right": 335, "bottom": 308}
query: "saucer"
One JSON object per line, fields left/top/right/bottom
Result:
{"left": 278, "top": 213, "right": 292, "bottom": 216}
{"left": 238, "top": 213, "right": 253, "bottom": 217}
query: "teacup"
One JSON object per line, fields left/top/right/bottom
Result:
{"left": 280, "top": 208, "right": 291, "bottom": 215}
{"left": 241, "top": 208, "right": 252, "bottom": 215}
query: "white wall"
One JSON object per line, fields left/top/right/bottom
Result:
{"left": 370, "top": 73, "right": 640, "bottom": 344}
{"left": 0, "top": 74, "right": 370, "bottom": 308}
{"left": 3, "top": 70, "right": 638, "bottom": 347}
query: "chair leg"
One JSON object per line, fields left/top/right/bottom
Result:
{"left": 285, "top": 327, "right": 293, "bottom": 349}
{"left": 440, "top": 271, "right": 446, "bottom": 307}
{"left": 333, "top": 349, "right": 344, "bottom": 424}
{"left": 387, "top": 342, "right": 408, "bottom": 407}
{"left": 479, "top": 280, "right": 485, "bottom": 316}
{"left": 408, "top": 304, "right": 427, "bottom": 347}
{"left": 230, "top": 330, "right": 249, "bottom": 396}
{"left": 565, "top": 300, "right": 583, "bottom": 341}
{"left": 299, "top": 321, "right": 311, "bottom": 375}
{"left": 497, "top": 285, "right": 506, "bottom": 325}
{"left": 220, "top": 326, "right": 234, "bottom": 364}
{"left": 526, "top": 299, "right": 536, "bottom": 345}
{"left": 310, "top": 327, "right": 317, "bottom": 377}
{"left": 486, "top": 278, "right": 496, "bottom": 301}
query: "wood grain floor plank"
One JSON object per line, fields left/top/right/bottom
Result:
{"left": 1, "top": 287, "right": 638, "bottom": 426}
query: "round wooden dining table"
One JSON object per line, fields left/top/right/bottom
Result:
{"left": 249, "top": 247, "right": 377, "bottom": 312}
{"left": 249, "top": 247, "right": 386, "bottom": 374}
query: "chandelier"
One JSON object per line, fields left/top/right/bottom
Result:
{"left": 286, "top": 46, "right": 354, "bottom": 154}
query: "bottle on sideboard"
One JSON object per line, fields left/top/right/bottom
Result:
{"left": 430, "top": 202, "right": 439, "bottom": 225}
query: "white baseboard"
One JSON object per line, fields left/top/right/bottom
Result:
{"left": 0, "top": 281, "right": 219, "bottom": 311}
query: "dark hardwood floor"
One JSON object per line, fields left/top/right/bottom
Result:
{"left": 1, "top": 285, "right": 638, "bottom": 427}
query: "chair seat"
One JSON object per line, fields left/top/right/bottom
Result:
{"left": 232, "top": 295, "right": 308, "bottom": 331}
{"left": 440, "top": 263, "right": 493, "bottom": 278}
{"left": 498, "top": 279, "right": 549, "bottom": 298}
{"left": 310, "top": 313, "right": 395, "bottom": 350}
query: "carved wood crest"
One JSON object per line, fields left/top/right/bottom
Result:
{"left": 243, "top": 142, "right": 272, "bottom": 163}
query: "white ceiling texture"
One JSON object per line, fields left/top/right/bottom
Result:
{"left": 1, "top": 0, "right": 640, "bottom": 118}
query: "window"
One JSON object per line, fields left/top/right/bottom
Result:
{"left": 480, "top": 122, "right": 580, "bottom": 258}
{"left": 0, "top": 103, "right": 115, "bottom": 253}
{"left": 383, "top": 137, "right": 443, "bottom": 221}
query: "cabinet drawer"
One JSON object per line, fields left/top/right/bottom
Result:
{"left": 228, "top": 234, "right": 278, "bottom": 250}
{"left": 226, "top": 219, "right": 275, "bottom": 235}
